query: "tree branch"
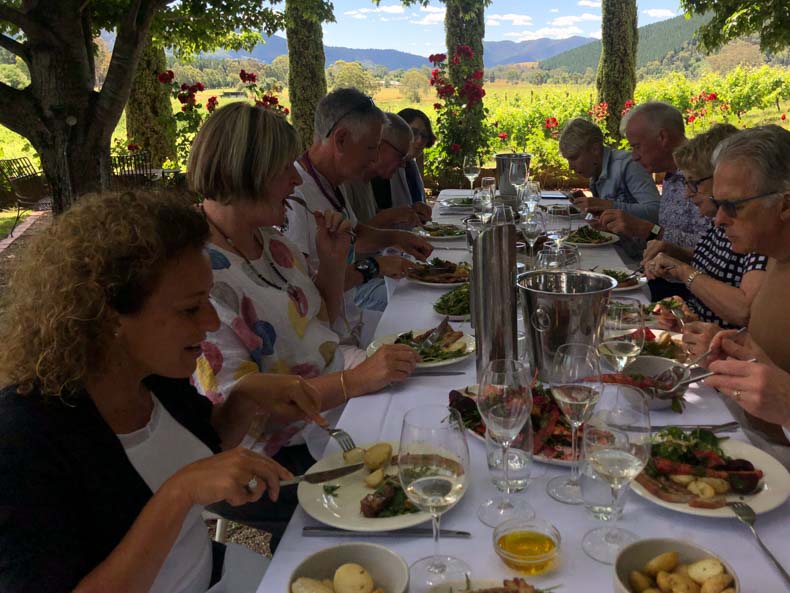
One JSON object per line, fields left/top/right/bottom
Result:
{"left": 0, "top": 32, "right": 27, "bottom": 61}
{"left": 0, "top": 5, "right": 57, "bottom": 45}
{"left": 0, "top": 82, "right": 47, "bottom": 142}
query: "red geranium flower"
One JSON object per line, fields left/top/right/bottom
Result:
{"left": 452, "top": 56, "right": 460, "bottom": 65}
{"left": 455, "top": 44, "right": 474, "bottom": 59}
{"left": 782, "top": 113, "right": 787, "bottom": 121}
{"left": 545, "top": 117, "right": 559, "bottom": 129}
{"left": 472, "top": 69, "right": 484, "bottom": 80}
{"left": 127, "top": 143, "right": 140, "bottom": 151}
{"left": 157, "top": 70, "right": 174, "bottom": 84}
{"left": 433, "top": 103, "right": 442, "bottom": 110}
{"left": 498, "top": 132, "right": 508, "bottom": 140}
{"left": 450, "top": 143, "right": 462, "bottom": 152}
{"left": 206, "top": 96, "right": 219, "bottom": 113}
{"left": 707, "top": 92, "right": 717, "bottom": 101}
{"left": 428, "top": 53, "right": 447, "bottom": 64}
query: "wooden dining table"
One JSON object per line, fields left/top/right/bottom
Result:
{"left": 255, "top": 189, "right": 790, "bottom": 593}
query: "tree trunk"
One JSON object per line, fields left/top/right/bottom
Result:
{"left": 597, "top": 0, "right": 638, "bottom": 141}
{"left": 285, "top": 0, "right": 328, "bottom": 148}
{"left": 444, "top": 0, "right": 486, "bottom": 164}
{"left": 126, "top": 37, "right": 176, "bottom": 168}
{"left": 0, "top": 0, "right": 161, "bottom": 213}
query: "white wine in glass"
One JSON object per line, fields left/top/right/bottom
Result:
{"left": 463, "top": 155, "right": 480, "bottom": 190}
{"left": 508, "top": 159, "right": 528, "bottom": 202}
{"left": 399, "top": 404, "right": 470, "bottom": 592}
{"left": 598, "top": 299, "right": 645, "bottom": 372}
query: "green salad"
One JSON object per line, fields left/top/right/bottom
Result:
{"left": 394, "top": 330, "right": 467, "bottom": 362}
{"left": 433, "top": 283, "right": 470, "bottom": 317}
{"left": 567, "top": 225, "right": 610, "bottom": 244}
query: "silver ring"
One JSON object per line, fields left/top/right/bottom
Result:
{"left": 246, "top": 477, "right": 258, "bottom": 491}
{"left": 733, "top": 389, "right": 743, "bottom": 402}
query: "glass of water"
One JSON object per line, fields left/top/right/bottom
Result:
{"left": 476, "top": 359, "right": 535, "bottom": 527}
{"left": 465, "top": 218, "right": 484, "bottom": 252}
{"left": 598, "top": 298, "right": 645, "bottom": 372}
{"left": 481, "top": 176, "right": 496, "bottom": 202}
{"left": 581, "top": 385, "right": 651, "bottom": 564}
{"left": 485, "top": 422, "right": 533, "bottom": 494}
{"left": 523, "top": 181, "right": 541, "bottom": 213}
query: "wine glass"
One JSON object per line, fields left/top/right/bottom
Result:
{"left": 535, "top": 244, "right": 581, "bottom": 270}
{"left": 546, "top": 343, "right": 603, "bottom": 504}
{"left": 547, "top": 210, "right": 572, "bottom": 246}
{"left": 476, "top": 359, "right": 535, "bottom": 527}
{"left": 581, "top": 385, "right": 651, "bottom": 563}
{"left": 481, "top": 175, "right": 496, "bottom": 202}
{"left": 399, "top": 404, "right": 470, "bottom": 591}
{"left": 598, "top": 298, "right": 645, "bottom": 372}
{"left": 508, "top": 159, "right": 528, "bottom": 203}
{"left": 463, "top": 154, "right": 480, "bottom": 190}
{"left": 521, "top": 211, "right": 546, "bottom": 258}
{"left": 523, "top": 181, "right": 541, "bottom": 213}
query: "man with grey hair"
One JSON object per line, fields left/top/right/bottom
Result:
{"left": 597, "top": 102, "right": 709, "bottom": 252}
{"left": 286, "top": 88, "right": 433, "bottom": 341}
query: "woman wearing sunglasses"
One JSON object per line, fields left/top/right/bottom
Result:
{"left": 642, "top": 124, "right": 768, "bottom": 349}
{"left": 397, "top": 108, "right": 436, "bottom": 203}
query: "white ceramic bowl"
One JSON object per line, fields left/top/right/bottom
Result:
{"left": 614, "top": 538, "right": 740, "bottom": 593}
{"left": 625, "top": 355, "right": 691, "bottom": 410}
{"left": 288, "top": 543, "right": 409, "bottom": 593}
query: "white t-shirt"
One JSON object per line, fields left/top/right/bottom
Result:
{"left": 117, "top": 397, "right": 214, "bottom": 593}
{"left": 286, "top": 160, "right": 363, "bottom": 343}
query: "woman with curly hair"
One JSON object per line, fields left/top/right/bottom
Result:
{"left": 0, "top": 190, "right": 323, "bottom": 593}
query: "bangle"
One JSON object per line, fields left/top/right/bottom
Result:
{"left": 340, "top": 371, "right": 349, "bottom": 403}
{"left": 685, "top": 268, "right": 705, "bottom": 290}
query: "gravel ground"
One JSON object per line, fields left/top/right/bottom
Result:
{"left": 0, "top": 213, "right": 274, "bottom": 558}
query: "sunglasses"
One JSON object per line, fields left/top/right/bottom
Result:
{"left": 684, "top": 175, "right": 712, "bottom": 195}
{"left": 382, "top": 139, "right": 410, "bottom": 165}
{"left": 708, "top": 190, "right": 780, "bottom": 218}
{"left": 324, "top": 96, "right": 376, "bottom": 138}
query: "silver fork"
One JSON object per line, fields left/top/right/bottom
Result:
{"left": 324, "top": 426, "right": 357, "bottom": 452}
{"left": 728, "top": 501, "right": 790, "bottom": 587}
{"left": 287, "top": 195, "right": 357, "bottom": 240}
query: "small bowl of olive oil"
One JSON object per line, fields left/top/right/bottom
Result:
{"left": 492, "top": 518, "right": 561, "bottom": 575}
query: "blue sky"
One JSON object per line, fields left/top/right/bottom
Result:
{"left": 322, "top": 0, "right": 684, "bottom": 56}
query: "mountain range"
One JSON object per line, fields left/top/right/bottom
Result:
{"left": 212, "top": 35, "right": 593, "bottom": 70}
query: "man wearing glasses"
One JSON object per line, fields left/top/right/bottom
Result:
{"left": 285, "top": 88, "right": 433, "bottom": 342}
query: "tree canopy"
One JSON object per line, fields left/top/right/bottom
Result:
{"left": 681, "top": 0, "right": 790, "bottom": 54}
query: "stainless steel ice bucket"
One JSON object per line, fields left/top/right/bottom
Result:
{"left": 517, "top": 270, "right": 616, "bottom": 380}
{"left": 495, "top": 153, "right": 531, "bottom": 197}
{"left": 471, "top": 220, "right": 518, "bottom": 378}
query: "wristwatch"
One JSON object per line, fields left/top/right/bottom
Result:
{"left": 354, "top": 257, "right": 380, "bottom": 284}
{"left": 647, "top": 224, "right": 662, "bottom": 241}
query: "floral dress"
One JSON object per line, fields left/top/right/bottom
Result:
{"left": 193, "top": 228, "right": 342, "bottom": 408}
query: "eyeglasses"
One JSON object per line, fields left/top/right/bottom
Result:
{"left": 708, "top": 190, "right": 780, "bottom": 218}
{"left": 410, "top": 127, "right": 429, "bottom": 141}
{"left": 382, "top": 139, "right": 410, "bottom": 165}
{"left": 684, "top": 175, "right": 712, "bottom": 195}
{"left": 324, "top": 96, "right": 376, "bottom": 138}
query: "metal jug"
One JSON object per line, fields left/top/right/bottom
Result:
{"left": 517, "top": 270, "right": 616, "bottom": 380}
{"left": 471, "top": 217, "right": 519, "bottom": 378}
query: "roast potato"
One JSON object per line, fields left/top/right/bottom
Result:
{"left": 292, "top": 577, "right": 335, "bottom": 593}
{"left": 364, "top": 468, "right": 385, "bottom": 488}
{"left": 333, "top": 563, "right": 374, "bottom": 593}
{"left": 363, "top": 443, "right": 393, "bottom": 471}
{"left": 687, "top": 558, "right": 725, "bottom": 585}
{"left": 343, "top": 448, "right": 365, "bottom": 464}
{"left": 645, "top": 551, "right": 679, "bottom": 576}
{"left": 629, "top": 570, "right": 655, "bottom": 592}
{"left": 667, "top": 573, "right": 700, "bottom": 593}
{"left": 699, "top": 574, "right": 734, "bottom": 593}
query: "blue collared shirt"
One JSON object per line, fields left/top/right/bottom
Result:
{"left": 591, "top": 147, "right": 660, "bottom": 222}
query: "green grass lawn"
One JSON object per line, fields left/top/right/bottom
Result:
{"left": 0, "top": 208, "right": 29, "bottom": 239}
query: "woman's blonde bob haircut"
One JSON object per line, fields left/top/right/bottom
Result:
{"left": 188, "top": 102, "right": 302, "bottom": 205}
{"left": 673, "top": 122, "right": 739, "bottom": 176}
{"left": 0, "top": 190, "right": 209, "bottom": 397}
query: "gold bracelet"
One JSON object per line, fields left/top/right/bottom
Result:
{"left": 340, "top": 371, "right": 349, "bottom": 403}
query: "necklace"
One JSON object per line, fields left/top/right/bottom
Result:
{"left": 299, "top": 151, "right": 347, "bottom": 214}
{"left": 203, "top": 210, "right": 297, "bottom": 296}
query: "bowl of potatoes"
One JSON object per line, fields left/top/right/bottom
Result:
{"left": 289, "top": 543, "right": 409, "bottom": 593}
{"left": 614, "top": 538, "right": 739, "bottom": 593}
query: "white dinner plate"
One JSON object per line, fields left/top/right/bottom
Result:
{"left": 601, "top": 267, "right": 648, "bottom": 292}
{"left": 417, "top": 224, "right": 466, "bottom": 241}
{"left": 367, "top": 330, "right": 475, "bottom": 368}
{"left": 631, "top": 438, "right": 790, "bottom": 518}
{"left": 432, "top": 308, "right": 470, "bottom": 322}
{"left": 565, "top": 230, "right": 620, "bottom": 247}
{"left": 459, "top": 386, "right": 573, "bottom": 468}
{"left": 407, "top": 277, "right": 468, "bottom": 288}
{"left": 297, "top": 442, "right": 433, "bottom": 532}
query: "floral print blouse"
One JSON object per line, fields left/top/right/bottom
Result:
{"left": 193, "top": 228, "right": 342, "bottom": 407}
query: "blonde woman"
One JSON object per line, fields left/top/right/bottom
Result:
{"left": 187, "top": 102, "right": 418, "bottom": 544}
{"left": 0, "top": 191, "right": 323, "bottom": 593}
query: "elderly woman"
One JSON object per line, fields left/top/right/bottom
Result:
{"left": 188, "top": 102, "right": 419, "bottom": 542}
{"left": 398, "top": 107, "right": 436, "bottom": 203}
{"left": 559, "top": 117, "right": 660, "bottom": 220}
{"left": 643, "top": 124, "right": 768, "bottom": 348}
{"left": 0, "top": 191, "right": 323, "bottom": 593}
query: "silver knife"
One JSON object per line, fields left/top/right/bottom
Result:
{"left": 303, "top": 526, "right": 471, "bottom": 538}
{"left": 652, "top": 421, "right": 739, "bottom": 433}
{"left": 411, "top": 370, "right": 466, "bottom": 377}
{"left": 280, "top": 462, "right": 365, "bottom": 487}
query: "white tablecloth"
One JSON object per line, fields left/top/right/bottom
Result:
{"left": 257, "top": 191, "right": 789, "bottom": 593}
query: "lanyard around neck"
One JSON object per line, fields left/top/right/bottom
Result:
{"left": 299, "top": 152, "right": 347, "bottom": 214}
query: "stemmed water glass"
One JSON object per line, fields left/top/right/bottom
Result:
{"left": 523, "top": 180, "right": 542, "bottom": 213}
{"left": 521, "top": 210, "right": 546, "bottom": 259}
{"left": 581, "top": 385, "right": 651, "bottom": 563}
{"left": 476, "top": 359, "right": 535, "bottom": 527}
{"left": 598, "top": 298, "right": 645, "bottom": 372}
{"left": 508, "top": 159, "right": 528, "bottom": 203}
{"left": 398, "top": 404, "right": 470, "bottom": 592}
{"left": 547, "top": 209, "right": 572, "bottom": 246}
{"left": 546, "top": 343, "right": 603, "bottom": 504}
{"left": 463, "top": 154, "right": 480, "bottom": 190}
